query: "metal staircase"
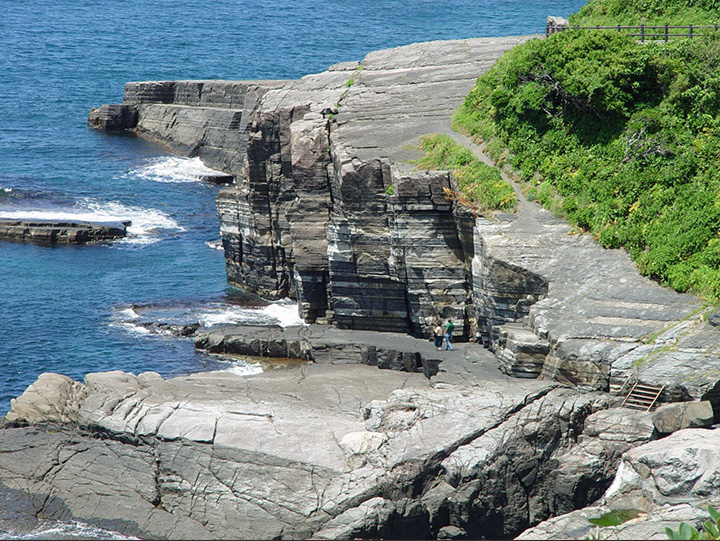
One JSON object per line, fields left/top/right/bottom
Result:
{"left": 621, "top": 382, "right": 665, "bottom": 412}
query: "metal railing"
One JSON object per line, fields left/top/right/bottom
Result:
{"left": 547, "top": 23, "right": 720, "bottom": 41}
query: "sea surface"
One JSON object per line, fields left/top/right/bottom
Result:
{"left": 1, "top": 0, "right": 585, "bottom": 537}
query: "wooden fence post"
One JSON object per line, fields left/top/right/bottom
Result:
{"left": 641, "top": 24, "right": 645, "bottom": 42}
{"left": 665, "top": 23, "right": 669, "bottom": 41}
{"left": 689, "top": 24, "right": 694, "bottom": 38}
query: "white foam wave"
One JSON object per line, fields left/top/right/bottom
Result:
{"left": 226, "top": 362, "right": 264, "bottom": 377}
{"left": 8, "top": 520, "right": 137, "bottom": 540}
{"left": 205, "top": 240, "right": 223, "bottom": 251}
{"left": 0, "top": 200, "right": 184, "bottom": 246}
{"left": 84, "top": 200, "right": 184, "bottom": 245}
{"left": 260, "top": 300, "right": 305, "bottom": 327}
{"left": 115, "top": 307, "right": 139, "bottom": 320}
{"left": 197, "top": 299, "right": 303, "bottom": 328}
{"left": 111, "top": 321, "right": 152, "bottom": 336}
{"left": 129, "top": 156, "right": 225, "bottom": 184}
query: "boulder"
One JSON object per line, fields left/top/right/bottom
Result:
{"left": 87, "top": 104, "right": 138, "bottom": 130}
{"left": 5, "top": 373, "right": 85, "bottom": 425}
{"left": 652, "top": 401, "right": 714, "bottom": 434}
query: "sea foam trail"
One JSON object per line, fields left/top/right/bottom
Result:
{"left": 196, "top": 299, "right": 304, "bottom": 328}
{"left": 0, "top": 200, "right": 184, "bottom": 246}
{"left": 2, "top": 520, "right": 138, "bottom": 540}
{"left": 129, "top": 156, "right": 224, "bottom": 184}
{"left": 112, "top": 299, "right": 304, "bottom": 332}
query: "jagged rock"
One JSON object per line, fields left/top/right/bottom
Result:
{"left": 652, "top": 401, "right": 714, "bottom": 434}
{"left": 313, "top": 497, "right": 397, "bottom": 540}
{"left": 437, "top": 525, "right": 467, "bottom": 539}
{"left": 519, "top": 428, "right": 720, "bottom": 540}
{"left": 2, "top": 362, "right": 618, "bottom": 540}
{"left": 0, "top": 219, "right": 128, "bottom": 244}
{"left": 87, "top": 104, "right": 138, "bottom": 130}
{"left": 494, "top": 323, "right": 550, "bottom": 378}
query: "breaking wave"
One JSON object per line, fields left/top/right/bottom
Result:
{"left": 128, "top": 156, "right": 228, "bottom": 184}
{"left": 0, "top": 199, "right": 184, "bottom": 246}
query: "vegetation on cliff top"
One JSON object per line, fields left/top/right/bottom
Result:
{"left": 570, "top": 0, "right": 720, "bottom": 26}
{"left": 453, "top": 29, "right": 720, "bottom": 301}
{"left": 416, "top": 134, "right": 517, "bottom": 212}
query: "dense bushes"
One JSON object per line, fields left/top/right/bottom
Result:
{"left": 415, "top": 134, "right": 517, "bottom": 212}
{"left": 570, "top": 0, "right": 720, "bottom": 25}
{"left": 454, "top": 29, "right": 720, "bottom": 300}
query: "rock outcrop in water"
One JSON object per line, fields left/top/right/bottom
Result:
{"left": 0, "top": 218, "right": 129, "bottom": 244}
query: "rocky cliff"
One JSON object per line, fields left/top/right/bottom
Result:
{"left": 49, "top": 35, "right": 720, "bottom": 539}
{"left": 90, "top": 36, "right": 720, "bottom": 408}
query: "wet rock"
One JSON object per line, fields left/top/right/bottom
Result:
{"left": 0, "top": 219, "right": 128, "bottom": 244}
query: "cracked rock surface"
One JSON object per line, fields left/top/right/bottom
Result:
{"left": 1, "top": 361, "right": 642, "bottom": 539}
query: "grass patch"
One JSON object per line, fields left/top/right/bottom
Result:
{"left": 415, "top": 134, "right": 517, "bottom": 212}
{"left": 453, "top": 26, "right": 720, "bottom": 302}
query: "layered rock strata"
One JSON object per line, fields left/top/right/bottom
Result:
{"left": 0, "top": 218, "right": 128, "bottom": 244}
{"left": 89, "top": 79, "right": 289, "bottom": 175}
{"left": 89, "top": 37, "right": 720, "bottom": 410}
{"left": 91, "top": 38, "right": 534, "bottom": 339}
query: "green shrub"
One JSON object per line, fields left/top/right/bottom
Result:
{"left": 415, "top": 134, "right": 517, "bottom": 212}
{"left": 570, "top": 0, "right": 720, "bottom": 26}
{"left": 455, "top": 30, "right": 720, "bottom": 301}
{"left": 666, "top": 505, "right": 720, "bottom": 540}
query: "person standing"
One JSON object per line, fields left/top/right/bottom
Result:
{"left": 433, "top": 321, "right": 444, "bottom": 351}
{"left": 444, "top": 319, "right": 455, "bottom": 351}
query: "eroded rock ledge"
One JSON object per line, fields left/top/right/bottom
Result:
{"left": 0, "top": 218, "right": 128, "bottom": 244}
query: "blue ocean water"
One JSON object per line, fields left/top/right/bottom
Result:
{"left": 1, "top": 0, "right": 584, "bottom": 534}
{"left": 0, "top": 0, "right": 586, "bottom": 419}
